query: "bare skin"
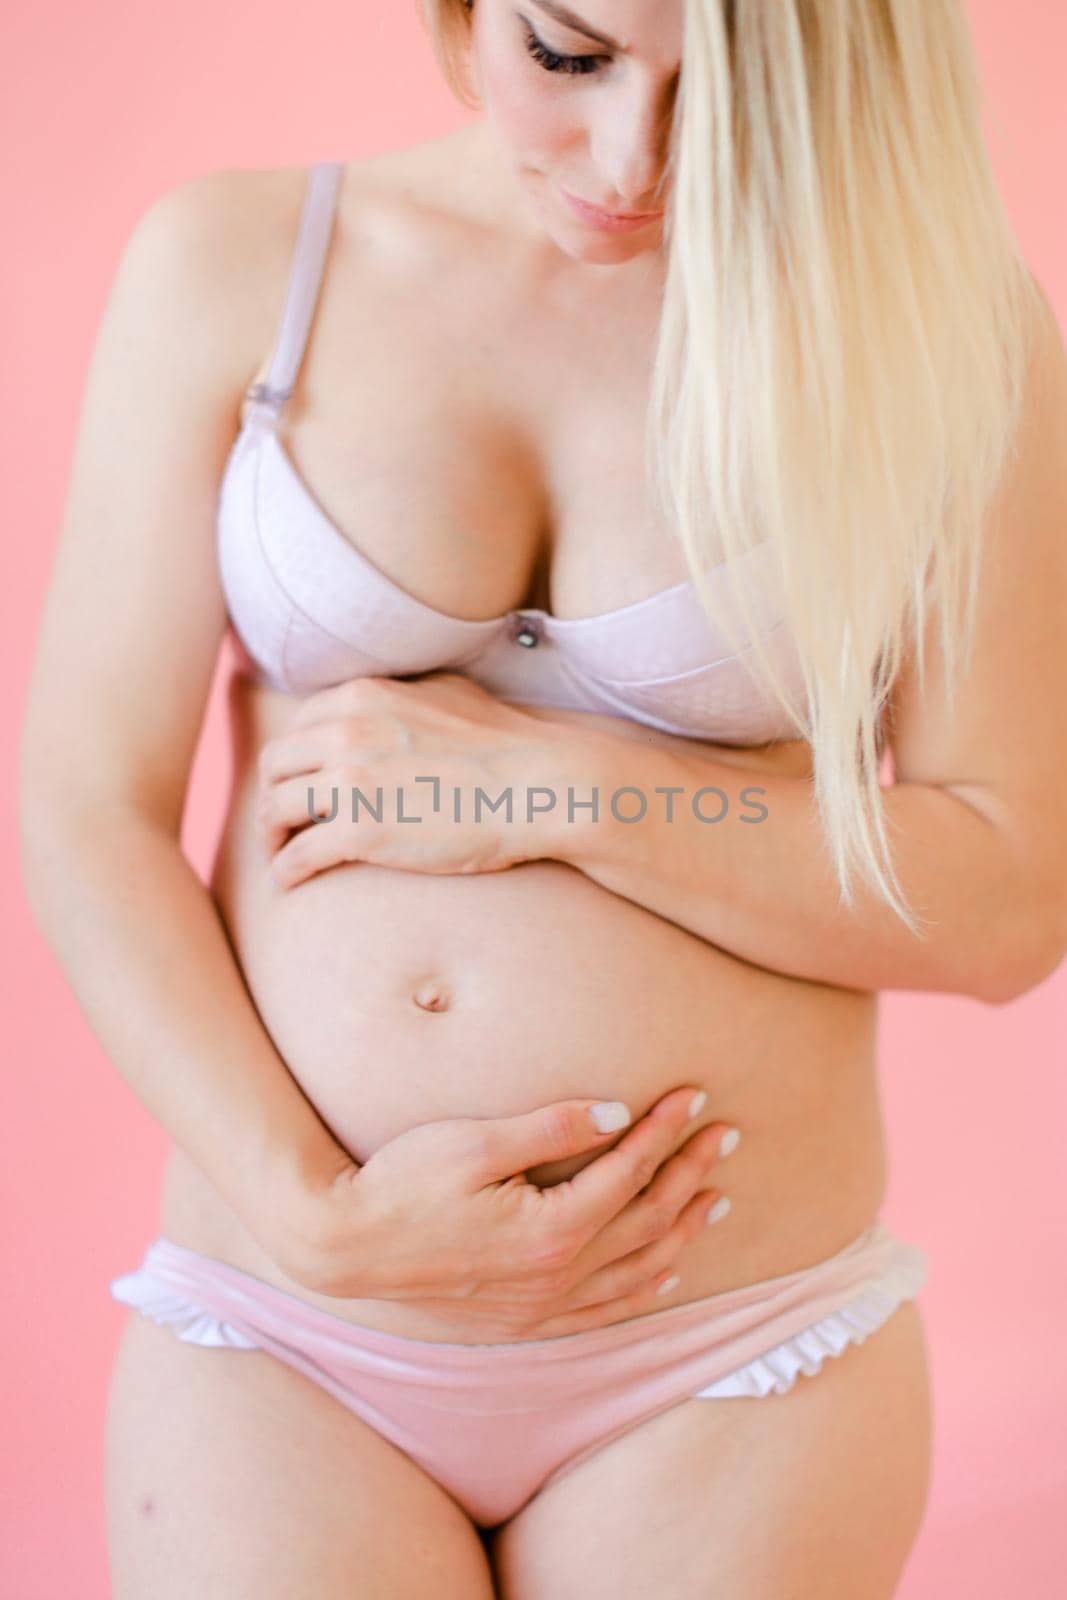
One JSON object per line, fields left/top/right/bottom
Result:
{"left": 103, "top": 124, "right": 929, "bottom": 1595}
{"left": 161, "top": 130, "right": 889, "bottom": 1321}
{"left": 45, "top": 0, "right": 1067, "bottom": 1583}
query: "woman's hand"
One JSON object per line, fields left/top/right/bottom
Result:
{"left": 255, "top": 672, "right": 573, "bottom": 888}
{"left": 274, "top": 1086, "right": 740, "bottom": 1339}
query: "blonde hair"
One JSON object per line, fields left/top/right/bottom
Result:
{"left": 421, "top": 0, "right": 1042, "bottom": 939}
{"left": 421, "top": 0, "right": 481, "bottom": 109}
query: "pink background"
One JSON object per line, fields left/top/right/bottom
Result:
{"left": 3, "top": 3, "right": 1064, "bottom": 1595}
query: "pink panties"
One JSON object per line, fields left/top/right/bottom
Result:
{"left": 111, "top": 1218, "right": 927, "bottom": 1528}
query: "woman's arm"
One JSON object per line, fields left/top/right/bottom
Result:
{"left": 20, "top": 805, "right": 351, "bottom": 1236}
{"left": 20, "top": 169, "right": 739, "bottom": 1326}
{"left": 541, "top": 290, "right": 1067, "bottom": 1006}
{"left": 18, "top": 171, "right": 352, "bottom": 1257}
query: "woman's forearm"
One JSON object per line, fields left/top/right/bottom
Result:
{"left": 539, "top": 731, "right": 1063, "bottom": 1005}
{"left": 19, "top": 804, "right": 351, "bottom": 1239}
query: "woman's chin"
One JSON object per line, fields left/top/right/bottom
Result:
{"left": 545, "top": 220, "right": 660, "bottom": 269}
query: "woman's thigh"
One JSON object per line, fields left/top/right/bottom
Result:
{"left": 489, "top": 1300, "right": 933, "bottom": 1600}
{"left": 105, "top": 1314, "right": 497, "bottom": 1600}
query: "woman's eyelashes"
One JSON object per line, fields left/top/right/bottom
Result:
{"left": 520, "top": 19, "right": 607, "bottom": 76}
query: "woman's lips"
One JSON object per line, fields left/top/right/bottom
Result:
{"left": 559, "top": 186, "right": 665, "bottom": 233}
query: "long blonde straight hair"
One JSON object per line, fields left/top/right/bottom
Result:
{"left": 420, "top": 0, "right": 1041, "bottom": 938}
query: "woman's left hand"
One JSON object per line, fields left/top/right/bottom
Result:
{"left": 255, "top": 672, "right": 579, "bottom": 888}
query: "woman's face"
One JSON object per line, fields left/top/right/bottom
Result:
{"left": 468, "top": 0, "right": 682, "bottom": 265}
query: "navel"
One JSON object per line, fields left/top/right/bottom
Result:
{"left": 411, "top": 975, "right": 452, "bottom": 1013}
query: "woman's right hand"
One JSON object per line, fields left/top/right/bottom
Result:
{"left": 275, "top": 1086, "right": 739, "bottom": 1338}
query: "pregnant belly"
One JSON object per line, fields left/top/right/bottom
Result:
{"left": 160, "top": 678, "right": 889, "bottom": 1337}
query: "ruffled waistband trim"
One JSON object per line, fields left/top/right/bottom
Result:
{"left": 693, "top": 1246, "right": 928, "bottom": 1397}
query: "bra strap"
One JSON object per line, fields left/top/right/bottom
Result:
{"left": 244, "top": 161, "right": 345, "bottom": 425}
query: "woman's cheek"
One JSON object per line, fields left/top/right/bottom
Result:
{"left": 479, "top": 46, "right": 573, "bottom": 169}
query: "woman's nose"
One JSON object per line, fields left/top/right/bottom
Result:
{"left": 590, "top": 90, "right": 673, "bottom": 210}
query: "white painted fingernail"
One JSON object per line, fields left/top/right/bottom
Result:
{"left": 687, "top": 1091, "right": 707, "bottom": 1120}
{"left": 705, "top": 1196, "right": 732, "bottom": 1225}
{"left": 590, "top": 1101, "right": 631, "bottom": 1132}
{"left": 720, "top": 1127, "right": 741, "bottom": 1157}
{"left": 656, "top": 1274, "right": 681, "bottom": 1296}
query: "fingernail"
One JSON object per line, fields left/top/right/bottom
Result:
{"left": 705, "top": 1196, "right": 732, "bottom": 1226}
{"left": 687, "top": 1090, "right": 707, "bottom": 1120}
{"left": 720, "top": 1127, "right": 741, "bottom": 1157}
{"left": 590, "top": 1101, "right": 631, "bottom": 1132}
{"left": 656, "top": 1274, "right": 681, "bottom": 1296}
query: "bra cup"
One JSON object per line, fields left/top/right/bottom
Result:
{"left": 279, "top": 610, "right": 487, "bottom": 692}
{"left": 217, "top": 438, "right": 293, "bottom": 688}
{"left": 547, "top": 541, "right": 786, "bottom": 685}
{"left": 557, "top": 621, "right": 808, "bottom": 743}
{"left": 255, "top": 433, "right": 501, "bottom": 665}
{"left": 217, "top": 414, "right": 809, "bottom": 743}
{"left": 215, "top": 161, "right": 808, "bottom": 744}
{"left": 584, "top": 659, "right": 804, "bottom": 743}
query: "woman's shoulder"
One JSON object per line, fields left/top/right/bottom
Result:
{"left": 131, "top": 162, "right": 327, "bottom": 321}
{"left": 122, "top": 135, "right": 520, "bottom": 392}
{"left": 114, "top": 164, "right": 317, "bottom": 398}
{"left": 120, "top": 156, "right": 403, "bottom": 400}
{"left": 156, "top": 138, "right": 484, "bottom": 276}
{"left": 128, "top": 152, "right": 418, "bottom": 313}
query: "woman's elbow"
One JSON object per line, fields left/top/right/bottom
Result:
{"left": 975, "top": 884, "right": 1067, "bottom": 1006}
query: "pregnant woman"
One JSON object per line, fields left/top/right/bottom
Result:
{"left": 19, "top": 2, "right": 1067, "bottom": 1596}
